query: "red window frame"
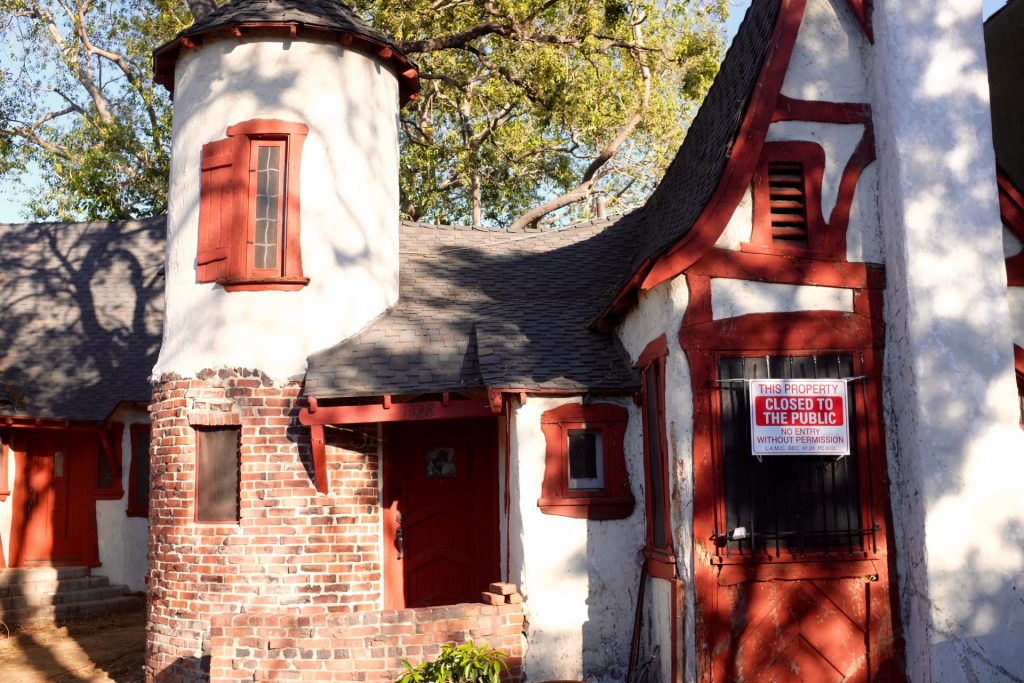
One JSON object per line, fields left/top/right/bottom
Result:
{"left": 126, "top": 425, "right": 150, "bottom": 517}
{"left": 637, "top": 335, "right": 676, "bottom": 578}
{"left": 94, "top": 423, "right": 124, "bottom": 500}
{"left": 198, "top": 119, "right": 309, "bottom": 292}
{"left": 538, "top": 402, "right": 633, "bottom": 520}
{"left": 749, "top": 141, "right": 831, "bottom": 258}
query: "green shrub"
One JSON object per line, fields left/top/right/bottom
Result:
{"left": 395, "top": 641, "right": 508, "bottom": 683}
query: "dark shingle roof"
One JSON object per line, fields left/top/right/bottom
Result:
{"left": 626, "top": 0, "right": 781, "bottom": 278}
{"left": 0, "top": 218, "right": 165, "bottom": 421}
{"left": 179, "top": 0, "right": 397, "bottom": 48}
{"left": 154, "top": 0, "right": 419, "bottom": 98}
{"left": 304, "top": 215, "right": 644, "bottom": 398}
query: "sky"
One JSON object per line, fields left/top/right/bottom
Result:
{"left": 0, "top": 0, "right": 1013, "bottom": 223}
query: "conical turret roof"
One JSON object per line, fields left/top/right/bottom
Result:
{"left": 154, "top": 0, "right": 419, "bottom": 101}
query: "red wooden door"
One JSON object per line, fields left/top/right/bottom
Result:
{"left": 383, "top": 419, "right": 499, "bottom": 609}
{"left": 12, "top": 431, "right": 94, "bottom": 566}
{"left": 692, "top": 350, "right": 902, "bottom": 682}
{"left": 21, "top": 434, "right": 76, "bottom": 562}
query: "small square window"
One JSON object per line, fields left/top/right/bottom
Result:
{"left": 567, "top": 430, "right": 604, "bottom": 490}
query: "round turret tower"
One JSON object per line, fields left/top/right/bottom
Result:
{"left": 153, "top": 0, "right": 418, "bottom": 380}
{"left": 147, "top": 3, "right": 418, "bottom": 680}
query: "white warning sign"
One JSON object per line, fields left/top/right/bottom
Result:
{"left": 749, "top": 379, "right": 850, "bottom": 456}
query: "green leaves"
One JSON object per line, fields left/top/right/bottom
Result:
{"left": 395, "top": 641, "right": 508, "bottom": 683}
{"left": 1, "top": 0, "right": 726, "bottom": 227}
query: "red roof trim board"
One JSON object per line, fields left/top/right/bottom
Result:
{"left": 998, "top": 167, "right": 1024, "bottom": 285}
{"left": 635, "top": 0, "right": 808, "bottom": 295}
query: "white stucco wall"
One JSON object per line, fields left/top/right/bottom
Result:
{"left": 710, "top": 278, "right": 854, "bottom": 319}
{"left": 616, "top": 276, "right": 695, "bottom": 682}
{"left": 1008, "top": 287, "right": 1024, "bottom": 348}
{"left": 714, "top": 186, "right": 754, "bottom": 250}
{"left": 508, "top": 396, "right": 645, "bottom": 682}
{"left": 847, "top": 161, "right": 884, "bottom": 263}
{"left": 872, "top": 0, "right": 1024, "bottom": 680}
{"left": 1004, "top": 225, "right": 1023, "bottom": 258}
{"left": 157, "top": 37, "right": 401, "bottom": 381}
{"left": 781, "top": 0, "right": 870, "bottom": 103}
{"left": 0, "top": 441, "right": 13, "bottom": 567}
{"left": 93, "top": 406, "right": 150, "bottom": 592}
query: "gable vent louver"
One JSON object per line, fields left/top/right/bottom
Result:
{"left": 767, "top": 161, "right": 808, "bottom": 245}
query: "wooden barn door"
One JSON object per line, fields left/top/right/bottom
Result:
{"left": 692, "top": 349, "right": 903, "bottom": 682}
{"left": 383, "top": 419, "right": 499, "bottom": 609}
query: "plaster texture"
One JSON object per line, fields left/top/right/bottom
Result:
{"left": 157, "top": 37, "right": 401, "bottom": 381}
{"left": 1003, "top": 225, "right": 1023, "bottom": 259}
{"left": 781, "top": 0, "right": 870, "bottom": 103}
{"left": 872, "top": 0, "right": 1024, "bottom": 679}
{"left": 0, "top": 443, "right": 12, "bottom": 567}
{"left": 847, "top": 161, "right": 884, "bottom": 263}
{"left": 508, "top": 396, "right": 645, "bottom": 682}
{"left": 617, "top": 275, "right": 695, "bottom": 682}
{"left": 765, "top": 120, "right": 865, "bottom": 221}
{"left": 1008, "top": 287, "right": 1024, "bottom": 348}
{"left": 91, "top": 406, "right": 150, "bottom": 593}
{"left": 714, "top": 186, "right": 754, "bottom": 250}
{"left": 710, "top": 278, "right": 854, "bottom": 320}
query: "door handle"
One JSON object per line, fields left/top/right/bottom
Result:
{"left": 395, "top": 513, "right": 405, "bottom": 560}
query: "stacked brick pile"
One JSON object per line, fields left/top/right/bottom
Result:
{"left": 481, "top": 582, "right": 525, "bottom": 606}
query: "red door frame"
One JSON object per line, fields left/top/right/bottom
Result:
{"left": 381, "top": 418, "right": 500, "bottom": 610}
{"left": 681, "top": 273, "right": 903, "bottom": 681}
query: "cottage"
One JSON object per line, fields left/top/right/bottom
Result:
{"left": 1, "top": 0, "right": 1022, "bottom": 681}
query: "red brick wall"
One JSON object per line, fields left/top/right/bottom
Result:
{"left": 147, "top": 371, "right": 382, "bottom": 681}
{"left": 208, "top": 603, "right": 524, "bottom": 682}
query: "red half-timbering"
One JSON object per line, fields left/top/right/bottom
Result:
{"left": 998, "top": 168, "right": 1024, "bottom": 285}
{"left": 680, "top": 280, "right": 902, "bottom": 680}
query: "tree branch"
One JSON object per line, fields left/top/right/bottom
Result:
{"left": 398, "top": 21, "right": 511, "bottom": 54}
{"left": 507, "top": 20, "right": 652, "bottom": 232}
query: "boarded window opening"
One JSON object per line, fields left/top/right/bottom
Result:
{"left": 196, "top": 427, "right": 240, "bottom": 523}
{"left": 567, "top": 430, "right": 604, "bottom": 490}
{"left": 717, "top": 355, "right": 868, "bottom": 555}
{"left": 767, "top": 161, "right": 809, "bottom": 245}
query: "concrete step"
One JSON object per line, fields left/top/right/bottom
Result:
{"left": 0, "top": 584, "right": 131, "bottom": 612}
{"left": 0, "top": 594, "right": 145, "bottom": 628}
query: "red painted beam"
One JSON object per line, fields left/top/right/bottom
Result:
{"left": 299, "top": 399, "right": 494, "bottom": 426}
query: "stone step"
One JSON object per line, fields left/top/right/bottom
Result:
{"left": 0, "top": 574, "right": 110, "bottom": 598}
{"left": 0, "top": 584, "right": 131, "bottom": 613}
{"left": 0, "top": 594, "right": 145, "bottom": 628}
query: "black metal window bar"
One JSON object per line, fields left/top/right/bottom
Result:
{"left": 716, "top": 354, "right": 876, "bottom": 557}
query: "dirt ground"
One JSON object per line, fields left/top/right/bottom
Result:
{"left": 0, "top": 606, "right": 145, "bottom": 682}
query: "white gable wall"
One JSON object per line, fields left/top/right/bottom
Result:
{"left": 781, "top": 0, "right": 871, "bottom": 102}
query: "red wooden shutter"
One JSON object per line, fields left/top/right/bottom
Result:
{"left": 197, "top": 137, "right": 240, "bottom": 282}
